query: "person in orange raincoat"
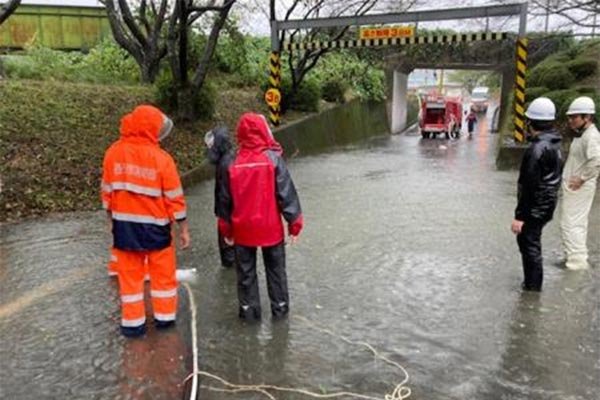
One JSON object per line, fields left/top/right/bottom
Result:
{"left": 101, "top": 105, "right": 190, "bottom": 337}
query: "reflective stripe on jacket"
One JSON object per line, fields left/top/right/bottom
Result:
{"left": 101, "top": 105, "right": 186, "bottom": 251}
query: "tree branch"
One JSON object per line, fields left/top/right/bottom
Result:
{"left": 167, "top": 0, "right": 183, "bottom": 84}
{"left": 117, "top": 0, "right": 148, "bottom": 45}
{"left": 191, "top": 0, "right": 236, "bottom": 90}
{"left": 188, "top": 0, "right": 236, "bottom": 26}
{"left": 102, "top": 0, "right": 144, "bottom": 61}
{"left": 139, "top": 0, "right": 152, "bottom": 36}
{"left": 153, "top": 0, "right": 169, "bottom": 35}
{"left": 529, "top": 0, "right": 599, "bottom": 28}
{"left": 0, "top": 0, "right": 21, "bottom": 26}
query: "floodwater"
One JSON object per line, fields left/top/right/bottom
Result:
{"left": 1, "top": 114, "right": 598, "bottom": 400}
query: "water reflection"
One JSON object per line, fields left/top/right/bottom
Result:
{"left": 1, "top": 120, "right": 598, "bottom": 400}
{"left": 118, "top": 328, "right": 188, "bottom": 400}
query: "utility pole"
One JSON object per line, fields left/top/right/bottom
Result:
{"left": 544, "top": 0, "right": 550, "bottom": 33}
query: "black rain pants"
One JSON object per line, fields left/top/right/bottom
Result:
{"left": 516, "top": 220, "right": 545, "bottom": 291}
{"left": 234, "top": 242, "right": 289, "bottom": 320}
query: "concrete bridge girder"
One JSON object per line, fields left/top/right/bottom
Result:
{"left": 384, "top": 40, "right": 516, "bottom": 133}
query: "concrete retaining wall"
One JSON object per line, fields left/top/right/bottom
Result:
{"left": 181, "top": 100, "right": 390, "bottom": 188}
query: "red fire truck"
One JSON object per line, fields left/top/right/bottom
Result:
{"left": 419, "top": 92, "right": 463, "bottom": 140}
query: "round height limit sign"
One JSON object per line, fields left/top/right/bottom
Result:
{"left": 265, "top": 88, "right": 281, "bottom": 108}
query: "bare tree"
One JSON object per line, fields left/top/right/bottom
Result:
{"left": 529, "top": 0, "right": 599, "bottom": 32}
{"left": 166, "top": 0, "right": 236, "bottom": 120}
{"left": 0, "top": 0, "right": 20, "bottom": 26}
{"left": 0, "top": 0, "right": 21, "bottom": 77}
{"left": 100, "top": 0, "right": 236, "bottom": 120}
{"left": 270, "top": 0, "right": 417, "bottom": 110}
{"left": 100, "top": 0, "right": 169, "bottom": 83}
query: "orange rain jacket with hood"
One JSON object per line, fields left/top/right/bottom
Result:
{"left": 101, "top": 105, "right": 186, "bottom": 251}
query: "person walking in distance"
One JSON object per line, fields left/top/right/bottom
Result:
{"left": 466, "top": 109, "right": 478, "bottom": 137}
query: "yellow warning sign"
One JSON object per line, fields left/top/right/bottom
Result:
{"left": 359, "top": 26, "right": 414, "bottom": 40}
{"left": 265, "top": 88, "right": 281, "bottom": 108}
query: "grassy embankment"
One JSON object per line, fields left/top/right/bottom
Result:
{"left": 500, "top": 39, "right": 600, "bottom": 140}
{"left": 0, "top": 79, "right": 291, "bottom": 222}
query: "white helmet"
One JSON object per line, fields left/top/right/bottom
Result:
{"left": 525, "top": 97, "right": 556, "bottom": 121}
{"left": 566, "top": 96, "right": 596, "bottom": 115}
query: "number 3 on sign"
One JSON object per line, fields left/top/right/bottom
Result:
{"left": 265, "top": 88, "right": 281, "bottom": 107}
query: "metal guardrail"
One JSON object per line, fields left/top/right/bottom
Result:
{"left": 0, "top": 5, "right": 110, "bottom": 50}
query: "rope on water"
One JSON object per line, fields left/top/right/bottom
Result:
{"left": 182, "top": 282, "right": 199, "bottom": 400}
{"left": 182, "top": 282, "right": 411, "bottom": 400}
{"left": 295, "top": 315, "right": 411, "bottom": 400}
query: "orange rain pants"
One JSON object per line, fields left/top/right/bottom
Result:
{"left": 108, "top": 247, "right": 149, "bottom": 279}
{"left": 114, "top": 245, "right": 177, "bottom": 328}
{"left": 108, "top": 248, "right": 119, "bottom": 277}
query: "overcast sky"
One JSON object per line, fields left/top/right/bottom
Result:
{"left": 15, "top": 0, "right": 597, "bottom": 36}
{"left": 235, "top": 0, "right": 596, "bottom": 37}
{"left": 20, "top": 0, "right": 103, "bottom": 6}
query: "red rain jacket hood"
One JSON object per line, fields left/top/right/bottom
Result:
{"left": 236, "top": 113, "right": 283, "bottom": 155}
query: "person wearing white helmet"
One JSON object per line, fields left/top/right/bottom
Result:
{"left": 559, "top": 96, "right": 600, "bottom": 270}
{"left": 511, "top": 97, "right": 563, "bottom": 291}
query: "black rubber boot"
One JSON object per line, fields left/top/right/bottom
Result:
{"left": 121, "top": 324, "right": 146, "bottom": 338}
{"left": 154, "top": 319, "right": 176, "bottom": 329}
{"left": 238, "top": 305, "right": 262, "bottom": 321}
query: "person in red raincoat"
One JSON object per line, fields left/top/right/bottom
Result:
{"left": 216, "top": 113, "right": 303, "bottom": 321}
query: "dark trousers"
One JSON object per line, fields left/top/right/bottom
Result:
{"left": 468, "top": 120, "right": 475, "bottom": 133}
{"left": 234, "top": 242, "right": 289, "bottom": 320}
{"left": 516, "top": 221, "right": 545, "bottom": 291}
{"left": 218, "top": 232, "right": 235, "bottom": 268}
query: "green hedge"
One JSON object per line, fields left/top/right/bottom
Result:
{"left": 525, "top": 86, "right": 550, "bottom": 103}
{"left": 155, "top": 71, "right": 216, "bottom": 120}
{"left": 566, "top": 59, "right": 598, "bottom": 80}
{"left": 322, "top": 79, "right": 348, "bottom": 103}
{"left": 280, "top": 78, "right": 321, "bottom": 112}
{"left": 542, "top": 89, "right": 600, "bottom": 122}
{"left": 2, "top": 41, "right": 140, "bottom": 84}
{"left": 529, "top": 64, "right": 576, "bottom": 90}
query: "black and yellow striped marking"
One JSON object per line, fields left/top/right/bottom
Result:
{"left": 285, "top": 32, "right": 509, "bottom": 51}
{"left": 513, "top": 38, "right": 527, "bottom": 143}
{"left": 268, "top": 51, "right": 281, "bottom": 126}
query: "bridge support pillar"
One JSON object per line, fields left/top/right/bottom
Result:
{"left": 498, "top": 67, "right": 514, "bottom": 134}
{"left": 391, "top": 69, "right": 409, "bottom": 134}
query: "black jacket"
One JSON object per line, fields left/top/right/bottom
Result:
{"left": 206, "top": 126, "right": 234, "bottom": 217}
{"left": 515, "top": 130, "right": 563, "bottom": 223}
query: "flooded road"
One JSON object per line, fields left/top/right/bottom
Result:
{"left": 1, "top": 118, "right": 598, "bottom": 400}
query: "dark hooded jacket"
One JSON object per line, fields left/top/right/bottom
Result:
{"left": 217, "top": 113, "right": 303, "bottom": 247}
{"left": 207, "top": 126, "right": 234, "bottom": 217}
{"left": 515, "top": 129, "right": 563, "bottom": 223}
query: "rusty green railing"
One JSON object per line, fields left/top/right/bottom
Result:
{"left": 0, "top": 5, "right": 110, "bottom": 50}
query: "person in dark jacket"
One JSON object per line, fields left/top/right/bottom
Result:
{"left": 217, "top": 112, "right": 304, "bottom": 321}
{"left": 205, "top": 126, "right": 236, "bottom": 268}
{"left": 511, "top": 97, "right": 562, "bottom": 292}
{"left": 466, "top": 109, "right": 477, "bottom": 137}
